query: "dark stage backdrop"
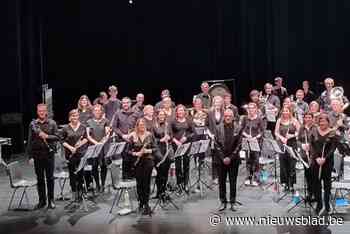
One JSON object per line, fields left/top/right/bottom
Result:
{"left": 2, "top": 0, "right": 350, "bottom": 125}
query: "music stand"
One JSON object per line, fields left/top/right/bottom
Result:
{"left": 240, "top": 137, "right": 261, "bottom": 188}
{"left": 105, "top": 142, "right": 126, "bottom": 160}
{"left": 285, "top": 149, "right": 315, "bottom": 214}
{"left": 174, "top": 142, "right": 191, "bottom": 196}
{"left": 261, "top": 138, "right": 283, "bottom": 193}
{"left": 68, "top": 144, "right": 103, "bottom": 212}
{"left": 189, "top": 140, "right": 213, "bottom": 197}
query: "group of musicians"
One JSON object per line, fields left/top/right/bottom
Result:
{"left": 26, "top": 77, "right": 350, "bottom": 216}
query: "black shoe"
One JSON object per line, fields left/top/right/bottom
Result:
{"left": 218, "top": 203, "right": 227, "bottom": 212}
{"left": 315, "top": 205, "right": 322, "bottom": 215}
{"left": 34, "top": 202, "right": 46, "bottom": 210}
{"left": 48, "top": 200, "right": 56, "bottom": 209}
{"left": 152, "top": 194, "right": 160, "bottom": 199}
{"left": 138, "top": 203, "right": 144, "bottom": 213}
{"left": 99, "top": 186, "right": 105, "bottom": 193}
{"left": 230, "top": 204, "right": 237, "bottom": 212}
{"left": 142, "top": 204, "right": 152, "bottom": 216}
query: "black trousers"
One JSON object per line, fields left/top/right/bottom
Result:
{"left": 122, "top": 153, "right": 136, "bottom": 179}
{"left": 217, "top": 161, "right": 239, "bottom": 203}
{"left": 85, "top": 158, "right": 107, "bottom": 190}
{"left": 304, "top": 167, "right": 313, "bottom": 197}
{"left": 279, "top": 152, "right": 296, "bottom": 186}
{"left": 68, "top": 156, "right": 83, "bottom": 192}
{"left": 175, "top": 154, "right": 190, "bottom": 187}
{"left": 246, "top": 151, "right": 259, "bottom": 180}
{"left": 135, "top": 158, "right": 154, "bottom": 206}
{"left": 155, "top": 158, "right": 171, "bottom": 195}
{"left": 33, "top": 155, "right": 55, "bottom": 202}
{"left": 312, "top": 164, "right": 332, "bottom": 210}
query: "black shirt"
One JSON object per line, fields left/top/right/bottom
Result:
{"left": 104, "top": 99, "right": 121, "bottom": 121}
{"left": 61, "top": 124, "right": 87, "bottom": 159}
{"left": 87, "top": 118, "right": 109, "bottom": 142}
{"left": 26, "top": 119, "right": 59, "bottom": 159}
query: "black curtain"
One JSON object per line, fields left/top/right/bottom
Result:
{"left": 2, "top": 0, "right": 350, "bottom": 124}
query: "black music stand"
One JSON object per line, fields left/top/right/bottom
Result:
{"left": 240, "top": 137, "right": 261, "bottom": 188}
{"left": 66, "top": 144, "right": 103, "bottom": 212}
{"left": 105, "top": 142, "right": 126, "bottom": 160}
{"left": 189, "top": 139, "right": 213, "bottom": 197}
{"left": 262, "top": 137, "right": 283, "bottom": 192}
{"left": 285, "top": 149, "right": 315, "bottom": 214}
{"left": 173, "top": 142, "right": 191, "bottom": 196}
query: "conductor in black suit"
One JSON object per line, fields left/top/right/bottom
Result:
{"left": 212, "top": 109, "right": 241, "bottom": 212}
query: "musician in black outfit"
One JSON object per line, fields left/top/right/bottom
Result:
{"left": 61, "top": 109, "right": 88, "bottom": 201}
{"left": 297, "top": 112, "right": 316, "bottom": 201}
{"left": 213, "top": 109, "right": 241, "bottom": 212}
{"left": 170, "top": 104, "right": 194, "bottom": 193}
{"left": 240, "top": 102, "right": 265, "bottom": 186}
{"left": 153, "top": 110, "right": 173, "bottom": 199}
{"left": 86, "top": 104, "right": 111, "bottom": 193}
{"left": 310, "top": 114, "right": 340, "bottom": 214}
{"left": 129, "top": 118, "right": 158, "bottom": 215}
{"left": 27, "top": 104, "right": 59, "bottom": 209}
{"left": 275, "top": 106, "right": 300, "bottom": 192}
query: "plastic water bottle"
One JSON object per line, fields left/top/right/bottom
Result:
{"left": 292, "top": 191, "right": 300, "bottom": 204}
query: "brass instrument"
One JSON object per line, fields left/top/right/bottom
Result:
{"left": 330, "top": 86, "right": 344, "bottom": 101}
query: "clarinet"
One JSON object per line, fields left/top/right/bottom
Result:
{"left": 156, "top": 122, "right": 171, "bottom": 168}
{"left": 30, "top": 119, "right": 56, "bottom": 153}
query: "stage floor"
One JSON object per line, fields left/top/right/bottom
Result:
{"left": 0, "top": 155, "right": 349, "bottom": 234}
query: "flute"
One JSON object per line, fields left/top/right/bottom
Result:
{"left": 318, "top": 143, "right": 326, "bottom": 180}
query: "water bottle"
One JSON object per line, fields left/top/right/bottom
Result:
{"left": 292, "top": 191, "right": 300, "bottom": 204}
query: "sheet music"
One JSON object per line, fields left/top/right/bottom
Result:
{"left": 266, "top": 109, "right": 276, "bottom": 122}
{"left": 106, "top": 142, "right": 118, "bottom": 158}
{"left": 248, "top": 138, "right": 260, "bottom": 152}
{"left": 241, "top": 138, "right": 250, "bottom": 151}
{"left": 189, "top": 141, "right": 201, "bottom": 155}
{"left": 269, "top": 139, "right": 283, "bottom": 154}
{"left": 174, "top": 142, "right": 191, "bottom": 157}
{"left": 199, "top": 139, "right": 210, "bottom": 153}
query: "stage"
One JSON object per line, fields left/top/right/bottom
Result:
{"left": 0, "top": 155, "right": 349, "bottom": 234}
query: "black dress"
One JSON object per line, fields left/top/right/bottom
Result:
{"left": 170, "top": 118, "right": 194, "bottom": 189}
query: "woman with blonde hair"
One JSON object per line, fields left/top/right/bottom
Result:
{"left": 275, "top": 106, "right": 300, "bottom": 192}
{"left": 129, "top": 118, "right": 157, "bottom": 215}
{"left": 77, "top": 95, "right": 93, "bottom": 125}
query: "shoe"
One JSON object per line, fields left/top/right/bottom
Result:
{"left": 218, "top": 203, "right": 227, "bottom": 211}
{"left": 138, "top": 202, "right": 144, "bottom": 213}
{"left": 151, "top": 194, "right": 160, "bottom": 199}
{"left": 34, "top": 202, "right": 46, "bottom": 210}
{"left": 315, "top": 204, "right": 322, "bottom": 216}
{"left": 244, "top": 179, "right": 251, "bottom": 186}
{"left": 251, "top": 180, "right": 259, "bottom": 187}
{"left": 142, "top": 204, "right": 152, "bottom": 216}
{"left": 212, "top": 179, "right": 219, "bottom": 185}
{"left": 230, "top": 204, "right": 237, "bottom": 212}
{"left": 48, "top": 200, "right": 56, "bottom": 209}
{"left": 99, "top": 186, "right": 105, "bottom": 193}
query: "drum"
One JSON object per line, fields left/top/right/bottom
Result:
{"left": 208, "top": 83, "right": 229, "bottom": 98}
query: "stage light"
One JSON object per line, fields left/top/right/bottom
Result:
{"left": 129, "top": 0, "right": 133, "bottom": 4}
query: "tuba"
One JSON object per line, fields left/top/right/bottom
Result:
{"left": 330, "top": 86, "right": 344, "bottom": 101}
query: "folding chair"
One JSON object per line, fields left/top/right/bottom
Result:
{"left": 54, "top": 143, "right": 70, "bottom": 200}
{"left": 109, "top": 159, "right": 137, "bottom": 215}
{"left": 6, "top": 161, "right": 37, "bottom": 210}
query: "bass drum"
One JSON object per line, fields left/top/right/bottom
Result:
{"left": 208, "top": 83, "right": 229, "bottom": 98}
